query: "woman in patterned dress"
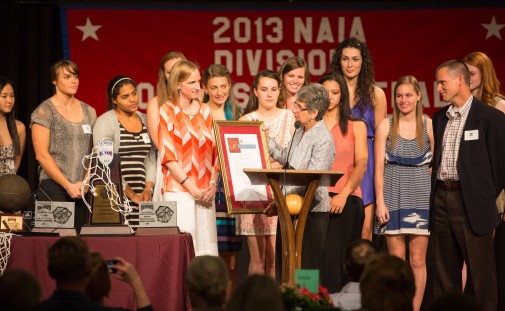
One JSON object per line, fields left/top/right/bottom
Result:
{"left": 374, "top": 76, "right": 433, "bottom": 311}
{"left": 0, "top": 76, "right": 25, "bottom": 177}
{"left": 237, "top": 69, "right": 295, "bottom": 277}
{"left": 93, "top": 76, "right": 156, "bottom": 227}
{"left": 158, "top": 60, "right": 219, "bottom": 256}
{"left": 329, "top": 37, "right": 387, "bottom": 240}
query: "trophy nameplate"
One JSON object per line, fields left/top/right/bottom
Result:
{"left": 34, "top": 201, "right": 75, "bottom": 229}
{"left": 0, "top": 213, "right": 24, "bottom": 232}
{"left": 90, "top": 184, "right": 122, "bottom": 225}
{"left": 139, "top": 201, "right": 177, "bottom": 228}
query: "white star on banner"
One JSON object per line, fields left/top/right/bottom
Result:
{"left": 76, "top": 17, "right": 102, "bottom": 41}
{"left": 482, "top": 16, "right": 504, "bottom": 40}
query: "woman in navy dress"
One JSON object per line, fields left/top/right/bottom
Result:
{"left": 374, "top": 76, "right": 433, "bottom": 311}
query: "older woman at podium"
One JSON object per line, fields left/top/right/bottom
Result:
{"left": 266, "top": 83, "right": 335, "bottom": 272}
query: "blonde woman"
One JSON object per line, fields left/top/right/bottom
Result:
{"left": 158, "top": 60, "right": 219, "bottom": 256}
{"left": 374, "top": 76, "right": 433, "bottom": 311}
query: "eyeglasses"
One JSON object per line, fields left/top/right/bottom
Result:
{"left": 292, "top": 102, "right": 309, "bottom": 113}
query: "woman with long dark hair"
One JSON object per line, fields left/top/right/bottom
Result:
{"left": 0, "top": 76, "right": 26, "bottom": 176}
{"left": 329, "top": 37, "right": 387, "bottom": 240}
{"left": 320, "top": 72, "right": 368, "bottom": 293}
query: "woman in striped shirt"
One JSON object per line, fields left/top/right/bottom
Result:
{"left": 93, "top": 76, "right": 156, "bottom": 226}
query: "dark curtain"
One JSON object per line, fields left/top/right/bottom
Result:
{"left": 1, "top": 0, "right": 62, "bottom": 190}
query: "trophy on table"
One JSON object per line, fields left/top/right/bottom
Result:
{"left": 80, "top": 140, "right": 132, "bottom": 235}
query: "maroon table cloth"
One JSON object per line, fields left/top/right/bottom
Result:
{"left": 6, "top": 234, "right": 195, "bottom": 311}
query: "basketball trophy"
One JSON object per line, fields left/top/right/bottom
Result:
{"left": 80, "top": 140, "right": 132, "bottom": 235}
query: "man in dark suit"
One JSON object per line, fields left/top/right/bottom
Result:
{"left": 429, "top": 60, "right": 505, "bottom": 311}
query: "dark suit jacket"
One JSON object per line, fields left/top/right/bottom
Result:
{"left": 430, "top": 97, "right": 505, "bottom": 235}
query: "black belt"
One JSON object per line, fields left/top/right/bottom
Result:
{"left": 437, "top": 180, "right": 461, "bottom": 190}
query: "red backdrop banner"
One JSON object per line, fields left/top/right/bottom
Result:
{"left": 62, "top": 6, "right": 505, "bottom": 117}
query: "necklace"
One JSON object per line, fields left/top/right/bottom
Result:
{"left": 180, "top": 100, "right": 199, "bottom": 116}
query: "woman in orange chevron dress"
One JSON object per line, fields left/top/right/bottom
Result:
{"left": 158, "top": 60, "right": 219, "bottom": 256}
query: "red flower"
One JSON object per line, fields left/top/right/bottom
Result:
{"left": 299, "top": 287, "right": 310, "bottom": 295}
{"left": 280, "top": 283, "right": 333, "bottom": 310}
{"left": 318, "top": 285, "right": 329, "bottom": 295}
{"left": 310, "top": 293, "right": 321, "bottom": 302}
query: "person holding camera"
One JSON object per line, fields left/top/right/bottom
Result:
{"left": 39, "top": 236, "right": 153, "bottom": 311}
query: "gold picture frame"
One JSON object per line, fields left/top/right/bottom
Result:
{"left": 213, "top": 120, "right": 273, "bottom": 214}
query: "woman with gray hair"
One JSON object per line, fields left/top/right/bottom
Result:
{"left": 265, "top": 83, "right": 335, "bottom": 272}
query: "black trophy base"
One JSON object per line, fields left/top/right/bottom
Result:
{"left": 135, "top": 227, "right": 181, "bottom": 236}
{"left": 79, "top": 225, "right": 132, "bottom": 236}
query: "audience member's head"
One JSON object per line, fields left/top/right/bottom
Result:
{"left": 426, "top": 290, "right": 481, "bottom": 311}
{"left": 0, "top": 268, "right": 41, "bottom": 311}
{"left": 187, "top": 255, "right": 229, "bottom": 311}
{"left": 85, "top": 252, "right": 112, "bottom": 304}
{"left": 225, "top": 275, "right": 283, "bottom": 311}
{"left": 344, "top": 239, "right": 380, "bottom": 282}
{"left": 47, "top": 236, "right": 92, "bottom": 286}
{"left": 360, "top": 253, "right": 415, "bottom": 311}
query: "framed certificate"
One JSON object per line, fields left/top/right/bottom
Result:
{"left": 213, "top": 120, "right": 273, "bottom": 214}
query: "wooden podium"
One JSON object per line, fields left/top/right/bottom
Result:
{"left": 243, "top": 168, "right": 343, "bottom": 283}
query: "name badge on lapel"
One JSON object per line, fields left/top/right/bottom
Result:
{"left": 464, "top": 129, "right": 479, "bottom": 141}
{"left": 82, "top": 124, "right": 92, "bottom": 134}
{"left": 140, "top": 133, "right": 151, "bottom": 144}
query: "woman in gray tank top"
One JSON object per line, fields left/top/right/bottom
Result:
{"left": 30, "top": 60, "right": 96, "bottom": 232}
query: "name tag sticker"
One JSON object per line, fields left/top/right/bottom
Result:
{"left": 141, "top": 133, "right": 151, "bottom": 144}
{"left": 464, "top": 130, "right": 479, "bottom": 141}
{"left": 82, "top": 124, "right": 92, "bottom": 134}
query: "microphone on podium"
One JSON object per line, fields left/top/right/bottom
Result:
{"left": 283, "top": 121, "right": 302, "bottom": 169}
